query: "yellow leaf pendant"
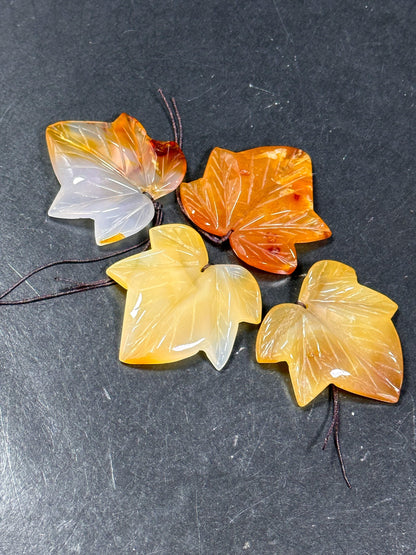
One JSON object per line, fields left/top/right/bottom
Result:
{"left": 107, "top": 224, "right": 262, "bottom": 369}
{"left": 256, "top": 260, "right": 403, "bottom": 406}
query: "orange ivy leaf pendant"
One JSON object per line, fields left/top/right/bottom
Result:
{"left": 47, "top": 114, "right": 186, "bottom": 245}
{"left": 180, "top": 146, "right": 331, "bottom": 274}
{"left": 256, "top": 260, "right": 403, "bottom": 406}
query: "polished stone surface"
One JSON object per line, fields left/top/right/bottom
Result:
{"left": 181, "top": 146, "right": 331, "bottom": 273}
{"left": 107, "top": 224, "right": 261, "bottom": 369}
{"left": 257, "top": 260, "right": 403, "bottom": 406}
{"left": 48, "top": 114, "right": 186, "bottom": 245}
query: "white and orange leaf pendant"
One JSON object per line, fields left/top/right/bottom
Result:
{"left": 107, "top": 224, "right": 262, "bottom": 369}
{"left": 256, "top": 260, "right": 403, "bottom": 406}
{"left": 47, "top": 113, "right": 186, "bottom": 245}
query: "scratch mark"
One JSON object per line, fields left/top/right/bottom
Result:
{"left": 244, "top": 421, "right": 267, "bottom": 470}
{"left": 195, "top": 489, "right": 202, "bottom": 554}
{"left": 109, "top": 449, "right": 116, "bottom": 489}
{"left": 366, "top": 497, "right": 392, "bottom": 510}
{"left": 306, "top": 405, "right": 314, "bottom": 421}
{"left": 186, "top": 83, "right": 221, "bottom": 102}
{"left": 272, "top": 0, "right": 291, "bottom": 41}
{"left": 7, "top": 263, "right": 40, "bottom": 295}
{"left": 40, "top": 468, "right": 48, "bottom": 486}
{"left": 102, "top": 387, "right": 111, "bottom": 401}
{"left": 249, "top": 83, "right": 275, "bottom": 95}
{"left": 0, "top": 103, "right": 13, "bottom": 124}
{"left": 0, "top": 408, "right": 24, "bottom": 518}
{"left": 53, "top": 506, "right": 86, "bottom": 554}
{"left": 395, "top": 394, "right": 416, "bottom": 450}
{"left": 326, "top": 497, "right": 392, "bottom": 520}
{"left": 229, "top": 488, "right": 279, "bottom": 523}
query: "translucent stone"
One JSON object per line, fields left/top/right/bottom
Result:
{"left": 47, "top": 113, "right": 186, "bottom": 245}
{"left": 256, "top": 260, "right": 403, "bottom": 406}
{"left": 180, "top": 146, "right": 331, "bottom": 274}
{"left": 106, "top": 224, "right": 262, "bottom": 370}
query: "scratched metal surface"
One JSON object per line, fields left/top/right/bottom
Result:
{"left": 0, "top": 1, "right": 414, "bottom": 553}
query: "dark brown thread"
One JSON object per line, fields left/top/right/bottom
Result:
{"left": 171, "top": 97, "right": 183, "bottom": 149}
{"left": 0, "top": 201, "right": 163, "bottom": 305}
{"left": 322, "top": 385, "right": 352, "bottom": 488}
{"left": 158, "top": 89, "right": 178, "bottom": 145}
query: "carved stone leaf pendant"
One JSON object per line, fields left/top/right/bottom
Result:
{"left": 107, "top": 224, "right": 262, "bottom": 369}
{"left": 180, "top": 146, "right": 331, "bottom": 274}
{"left": 47, "top": 114, "right": 186, "bottom": 245}
{"left": 256, "top": 260, "right": 403, "bottom": 406}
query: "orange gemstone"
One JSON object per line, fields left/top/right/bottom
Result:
{"left": 256, "top": 260, "right": 403, "bottom": 406}
{"left": 180, "top": 146, "right": 331, "bottom": 274}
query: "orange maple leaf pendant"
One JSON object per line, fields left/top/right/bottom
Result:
{"left": 180, "top": 146, "right": 331, "bottom": 274}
